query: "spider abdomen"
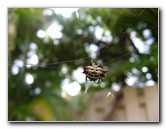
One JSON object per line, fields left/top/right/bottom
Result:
{"left": 82, "top": 60, "right": 108, "bottom": 83}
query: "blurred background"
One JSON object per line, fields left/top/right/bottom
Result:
{"left": 8, "top": 8, "right": 158, "bottom": 121}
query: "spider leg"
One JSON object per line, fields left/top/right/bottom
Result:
{"left": 86, "top": 76, "right": 91, "bottom": 82}
{"left": 98, "top": 78, "right": 100, "bottom": 83}
{"left": 86, "top": 76, "right": 88, "bottom": 82}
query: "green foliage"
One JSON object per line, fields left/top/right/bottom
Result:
{"left": 8, "top": 8, "right": 158, "bottom": 121}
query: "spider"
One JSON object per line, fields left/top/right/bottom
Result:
{"left": 82, "top": 60, "right": 108, "bottom": 83}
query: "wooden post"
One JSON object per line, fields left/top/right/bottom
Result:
{"left": 123, "top": 87, "right": 141, "bottom": 121}
{"left": 144, "top": 85, "right": 159, "bottom": 121}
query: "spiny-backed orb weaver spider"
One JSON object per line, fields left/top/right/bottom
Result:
{"left": 82, "top": 60, "right": 108, "bottom": 83}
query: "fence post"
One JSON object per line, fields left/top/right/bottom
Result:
{"left": 144, "top": 85, "right": 159, "bottom": 121}
{"left": 123, "top": 87, "right": 141, "bottom": 121}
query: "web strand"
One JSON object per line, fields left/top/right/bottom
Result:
{"left": 11, "top": 8, "right": 157, "bottom": 70}
{"left": 11, "top": 57, "right": 90, "bottom": 69}
{"left": 100, "top": 8, "right": 146, "bottom": 63}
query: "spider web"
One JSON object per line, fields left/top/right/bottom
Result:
{"left": 8, "top": 8, "right": 158, "bottom": 121}
{"left": 15, "top": 9, "right": 155, "bottom": 66}
{"left": 10, "top": 8, "right": 158, "bottom": 92}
